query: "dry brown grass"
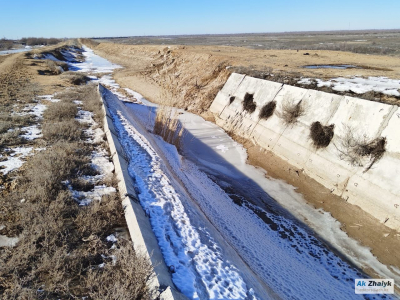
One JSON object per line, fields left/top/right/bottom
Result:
{"left": 80, "top": 85, "right": 104, "bottom": 124}
{"left": 23, "top": 141, "right": 90, "bottom": 201}
{"left": 0, "top": 109, "right": 34, "bottom": 134}
{"left": 0, "top": 129, "right": 24, "bottom": 148}
{"left": 1, "top": 126, "right": 152, "bottom": 299}
{"left": 62, "top": 72, "right": 90, "bottom": 85}
{"left": 152, "top": 76, "right": 187, "bottom": 150}
{"left": 0, "top": 48, "right": 153, "bottom": 299}
{"left": 43, "top": 120, "right": 83, "bottom": 142}
{"left": 0, "top": 106, "right": 33, "bottom": 148}
{"left": 84, "top": 240, "right": 153, "bottom": 299}
{"left": 0, "top": 121, "right": 11, "bottom": 134}
{"left": 153, "top": 106, "right": 186, "bottom": 151}
{"left": 0, "top": 56, "right": 42, "bottom": 103}
{"left": 0, "top": 184, "right": 153, "bottom": 299}
{"left": 78, "top": 38, "right": 100, "bottom": 49}
{"left": 46, "top": 60, "right": 64, "bottom": 75}
{"left": 57, "top": 85, "right": 103, "bottom": 124}
{"left": 44, "top": 101, "right": 78, "bottom": 121}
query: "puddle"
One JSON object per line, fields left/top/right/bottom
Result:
{"left": 303, "top": 64, "right": 358, "bottom": 69}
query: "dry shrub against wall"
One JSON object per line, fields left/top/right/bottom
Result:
{"left": 259, "top": 101, "right": 276, "bottom": 120}
{"left": 337, "top": 125, "right": 386, "bottom": 172}
{"left": 279, "top": 99, "right": 306, "bottom": 125}
{"left": 356, "top": 137, "right": 386, "bottom": 172}
{"left": 243, "top": 93, "right": 256, "bottom": 113}
{"left": 310, "top": 121, "right": 335, "bottom": 149}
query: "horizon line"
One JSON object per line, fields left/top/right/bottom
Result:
{"left": 87, "top": 28, "right": 400, "bottom": 40}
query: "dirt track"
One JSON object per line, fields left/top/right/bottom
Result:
{"left": 82, "top": 40, "right": 400, "bottom": 279}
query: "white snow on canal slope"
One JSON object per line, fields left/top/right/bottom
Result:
{"left": 69, "top": 45, "right": 122, "bottom": 73}
{"left": 71, "top": 46, "right": 399, "bottom": 299}
{"left": 107, "top": 104, "right": 255, "bottom": 299}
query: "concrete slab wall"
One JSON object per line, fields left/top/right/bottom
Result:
{"left": 211, "top": 73, "right": 400, "bottom": 231}
{"left": 98, "top": 84, "right": 187, "bottom": 300}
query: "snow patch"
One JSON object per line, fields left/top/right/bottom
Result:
{"left": 21, "top": 125, "right": 42, "bottom": 140}
{"left": 0, "top": 147, "right": 33, "bottom": 175}
{"left": 330, "top": 76, "right": 400, "bottom": 96}
{"left": 42, "top": 53, "right": 61, "bottom": 62}
{"left": 0, "top": 235, "right": 20, "bottom": 247}
{"left": 67, "top": 105, "right": 115, "bottom": 205}
{"left": 215, "top": 144, "right": 229, "bottom": 153}
{"left": 19, "top": 102, "right": 47, "bottom": 119}
{"left": 106, "top": 234, "right": 117, "bottom": 243}
{"left": 70, "top": 185, "right": 116, "bottom": 206}
{"left": 69, "top": 45, "right": 122, "bottom": 73}
{"left": 298, "top": 78, "right": 313, "bottom": 85}
{"left": 91, "top": 149, "right": 114, "bottom": 179}
{"left": 299, "top": 76, "right": 400, "bottom": 97}
{"left": 38, "top": 95, "right": 60, "bottom": 102}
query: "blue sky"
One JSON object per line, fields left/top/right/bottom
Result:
{"left": 1, "top": 0, "right": 399, "bottom": 38}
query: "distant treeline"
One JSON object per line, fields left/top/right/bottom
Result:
{"left": 0, "top": 37, "right": 63, "bottom": 50}
{"left": 0, "top": 38, "right": 14, "bottom": 50}
{"left": 20, "top": 37, "right": 62, "bottom": 46}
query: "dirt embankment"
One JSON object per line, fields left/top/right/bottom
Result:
{"left": 80, "top": 41, "right": 234, "bottom": 119}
